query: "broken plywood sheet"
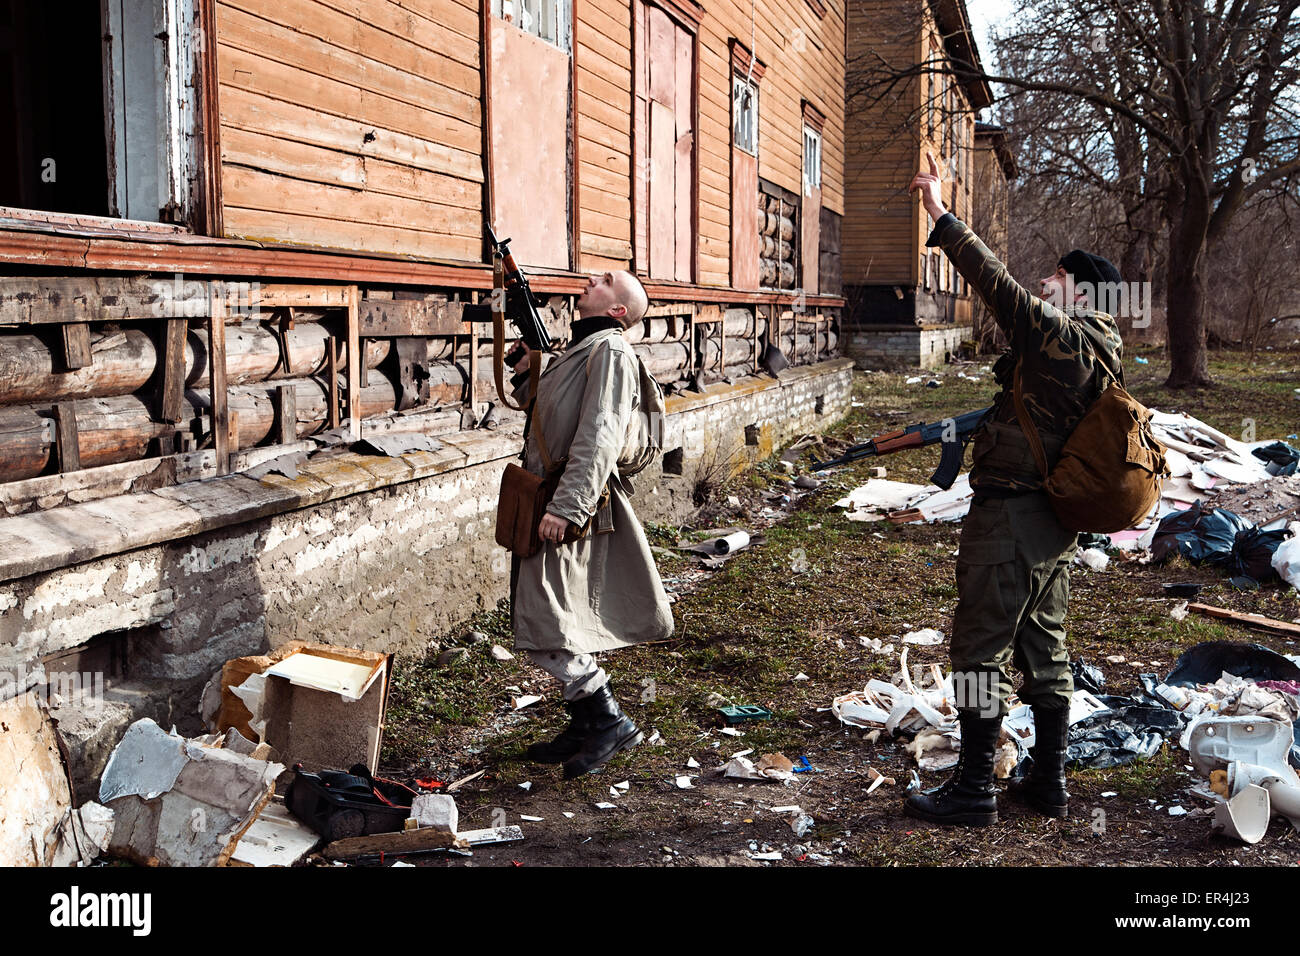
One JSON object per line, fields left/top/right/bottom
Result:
{"left": 834, "top": 479, "right": 931, "bottom": 518}
{"left": 0, "top": 690, "right": 74, "bottom": 866}
{"left": 228, "top": 796, "right": 320, "bottom": 867}
{"left": 101, "top": 718, "right": 283, "bottom": 867}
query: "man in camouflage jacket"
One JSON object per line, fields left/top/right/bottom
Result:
{"left": 903, "top": 154, "right": 1125, "bottom": 827}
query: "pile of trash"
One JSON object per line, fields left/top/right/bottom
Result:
{"left": 823, "top": 411, "right": 1300, "bottom": 591}
{"left": 828, "top": 639, "right": 1300, "bottom": 842}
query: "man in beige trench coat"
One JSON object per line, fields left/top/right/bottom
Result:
{"left": 507, "top": 270, "right": 674, "bottom": 779}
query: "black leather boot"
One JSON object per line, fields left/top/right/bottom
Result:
{"left": 525, "top": 700, "right": 589, "bottom": 764}
{"left": 561, "top": 683, "right": 643, "bottom": 779}
{"left": 1007, "top": 705, "right": 1070, "bottom": 817}
{"left": 903, "top": 711, "right": 1001, "bottom": 826}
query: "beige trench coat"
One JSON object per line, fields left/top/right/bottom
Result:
{"left": 509, "top": 327, "right": 675, "bottom": 654}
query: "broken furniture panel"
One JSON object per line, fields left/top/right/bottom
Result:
{"left": 215, "top": 641, "right": 392, "bottom": 778}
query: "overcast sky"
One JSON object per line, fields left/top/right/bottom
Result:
{"left": 965, "top": 0, "right": 1016, "bottom": 67}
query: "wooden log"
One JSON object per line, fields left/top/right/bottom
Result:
{"left": 0, "top": 324, "right": 393, "bottom": 407}
{"left": 323, "top": 827, "right": 463, "bottom": 861}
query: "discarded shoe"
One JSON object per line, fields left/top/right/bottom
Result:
{"left": 903, "top": 711, "right": 1000, "bottom": 827}
{"left": 525, "top": 700, "right": 589, "bottom": 764}
{"left": 562, "top": 683, "right": 643, "bottom": 779}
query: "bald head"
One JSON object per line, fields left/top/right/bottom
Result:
{"left": 576, "top": 270, "right": 650, "bottom": 328}
{"left": 613, "top": 271, "right": 649, "bottom": 327}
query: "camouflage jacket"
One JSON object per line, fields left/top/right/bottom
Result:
{"left": 925, "top": 213, "right": 1124, "bottom": 495}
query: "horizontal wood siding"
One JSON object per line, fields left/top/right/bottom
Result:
{"left": 217, "top": 0, "right": 484, "bottom": 260}
{"left": 212, "top": 0, "right": 845, "bottom": 289}
{"left": 844, "top": 0, "right": 980, "bottom": 290}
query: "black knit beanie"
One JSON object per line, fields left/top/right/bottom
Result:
{"left": 1058, "top": 249, "right": 1121, "bottom": 289}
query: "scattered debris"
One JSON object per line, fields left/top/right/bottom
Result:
{"left": 1075, "top": 547, "right": 1110, "bottom": 571}
{"left": 229, "top": 796, "right": 320, "bottom": 867}
{"left": 0, "top": 690, "right": 82, "bottom": 866}
{"left": 902, "top": 628, "right": 944, "bottom": 646}
{"left": 213, "top": 641, "right": 391, "bottom": 777}
{"left": 100, "top": 718, "right": 284, "bottom": 867}
{"left": 718, "top": 705, "right": 772, "bottom": 725}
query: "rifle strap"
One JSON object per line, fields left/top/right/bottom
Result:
{"left": 1012, "top": 361, "right": 1051, "bottom": 480}
{"left": 491, "top": 290, "right": 540, "bottom": 412}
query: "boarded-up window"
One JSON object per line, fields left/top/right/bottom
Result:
{"left": 489, "top": 12, "right": 571, "bottom": 269}
{"left": 634, "top": 0, "right": 695, "bottom": 282}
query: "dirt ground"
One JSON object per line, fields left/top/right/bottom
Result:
{"left": 378, "top": 345, "right": 1300, "bottom": 867}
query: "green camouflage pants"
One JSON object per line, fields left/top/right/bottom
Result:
{"left": 949, "top": 492, "right": 1079, "bottom": 717}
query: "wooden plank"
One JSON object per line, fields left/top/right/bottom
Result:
{"left": 255, "top": 284, "right": 353, "bottom": 308}
{"left": 159, "top": 318, "right": 188, "bottom": 434}
{"left": 347, "top": 285, "right": 361, "bottom": 441}
{"left": 219, "top": 86, "right": 483, "bottom": 183}
{"left": 209, "top": 287, "right": 231, "bottom": 475}
{"left": 326, "top": 337, "right": 340, "bottom": 430}
{"left": 322, "top": 826, "right": 463, "bottom": 861}
{"left": 52, "top": 403, "right": 80, "bottom": 473}
{"left": 355, "top": 297, "right": 468, "bottom": 338}
{"left": 61, "top": 323, "right": 93, "bottom": 371}
{"left": 1186, "top": 603, "right": 1300, "bottom": 638}
{"left": 275, "top": 385, "right": 297, "bottom": 445}
{"left": 223, "top": 207, "right": 481, "bottom": 262}
{"left": 649, "top": 100, "right": 676, "bottom": 279}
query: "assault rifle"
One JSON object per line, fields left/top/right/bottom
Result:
{"left": 485, "top": 223, "right": 553, "bottom": 357}
{"left": 811, "top": 406, "right": 992, "bottom": 490}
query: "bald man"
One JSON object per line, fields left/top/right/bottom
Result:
{"left": 506, "top": 270, "right": 673, "bottom": 779}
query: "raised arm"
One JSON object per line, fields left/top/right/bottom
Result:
{"left": 910, "top": 152, "right": 1069, "bottom": 353}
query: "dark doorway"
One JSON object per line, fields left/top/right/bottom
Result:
{"left": 0, "top": 0, "right": 110, "bottom": 215}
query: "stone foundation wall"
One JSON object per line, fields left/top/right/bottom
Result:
{"left": 0, "top": 357, "right": 853, "bottom": 693}
{"left": 844, "top": 324, "right": 971, "bottom": 370}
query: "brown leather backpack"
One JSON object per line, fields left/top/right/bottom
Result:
{"left": 1013, "top": 352, "right": 1168, "bottom": 534}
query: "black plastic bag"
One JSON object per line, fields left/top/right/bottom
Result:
{"left": 1252, "top": 441, "right": 1300, "bottom": 477}
{"left": 1150, "top": 502, "right": 1252, "bottom": 565}
{"left": 1229, "top": 526, "right": 1289, "bottom": 582}
{"left": 1164, "top": 640, "right": 1300, "bottom": 687}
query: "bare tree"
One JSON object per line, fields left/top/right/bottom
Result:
{"left": 848, "top": 0, "right": 1300, "bottom": 388}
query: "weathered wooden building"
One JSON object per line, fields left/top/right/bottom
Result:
{"left": 841, "top": 0, "right": 995, "bottom": 368}
{"left": 968, "top": 119, "right": 1017, "bottom": 348}
{"left": 0, "top": 0, "right": 852, "bottom": 789}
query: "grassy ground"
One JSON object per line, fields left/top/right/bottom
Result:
{"left": 380, "top": 346, "right": 1300, "bottom": 867}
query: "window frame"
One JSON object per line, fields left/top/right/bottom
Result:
{"left": 733, "top": 75, "right": 760, "bottom": 157}
{"left": 495, "top": 0, "right": 572, "bottom": 52}
{"left": 0, "top": 0, "right": 221, "bottom": 237}
{"left": 802, "top": 124, "right": 822, "bottom": 195}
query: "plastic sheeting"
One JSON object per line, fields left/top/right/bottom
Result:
{"left": 1065, "top": 696, "right": 1181, "bottom": 769}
